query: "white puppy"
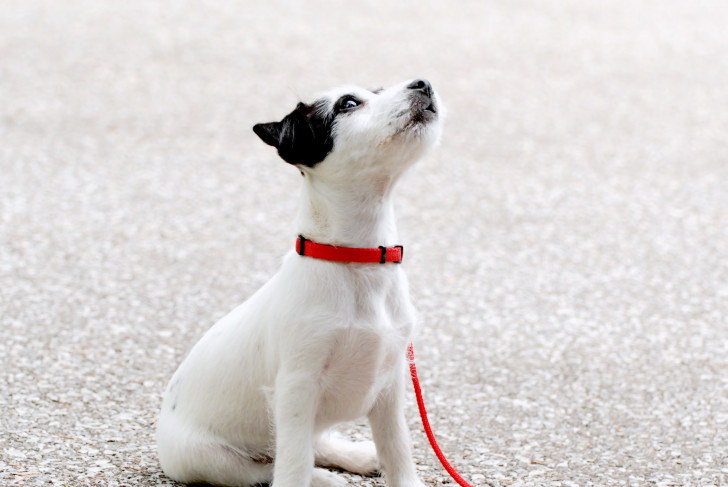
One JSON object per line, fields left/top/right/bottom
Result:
{"left": 157, "top": 79, "right": 443, "bottom": 487}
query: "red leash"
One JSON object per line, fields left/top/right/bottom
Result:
{"left": 408, "top": 343, "right": 473, "bottom": 487}
{"left": 291, "top": 239, "right": 472, "bottom": 485}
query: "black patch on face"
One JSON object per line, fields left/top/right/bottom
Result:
{"left": 253, "top": 101, "right": 334, "bottom": 167}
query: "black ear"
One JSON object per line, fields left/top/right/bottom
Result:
{"left": 253, "top": 122, "right": 282, "bottom": 148}
{"left": 253, "top": 101, "right": 334, "bottom": 167}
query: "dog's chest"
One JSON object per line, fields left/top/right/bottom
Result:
{"left": 314, "top": 276, "right": 413, "bottom": 423}
{"left": 316, "top": 326, "right": 404, "bottom": 424}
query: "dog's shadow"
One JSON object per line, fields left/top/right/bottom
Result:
{"left": 187, "top": 483, "right": 269, "bottom": 487}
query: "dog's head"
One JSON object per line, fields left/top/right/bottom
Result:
{"left": 253, "top": 79, "right": 443, "bottom": 181}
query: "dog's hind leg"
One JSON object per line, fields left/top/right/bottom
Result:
{"left": 314, "top": 431, "right": 380, "bottom": 477}
{"left": 167, "top": 440, "right": 273, "bottom": 486}
{"left": 158, "top": 417, "right": 272, "bottom": 486}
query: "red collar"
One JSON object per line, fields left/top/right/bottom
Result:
{"left": 296, "top": 235, "right": 403, "bottom": 264}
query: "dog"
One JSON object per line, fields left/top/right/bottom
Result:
{"left": 157, "top": 78, "right": 443, "bottom": 487}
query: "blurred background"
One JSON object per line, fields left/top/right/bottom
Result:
{"left": 1, "top": 1, "right": 727, "bottom": 485}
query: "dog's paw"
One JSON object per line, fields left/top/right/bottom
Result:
{"left": 393, "top": 480, "right": 428, "bottom": 487}
{"left": 339, "top": 440, "right": 379, "bottom": 477}
{"left": 314, "top": 433, "right": 380, "bottom": 477}
{"left": 311, "top": 468, "right": 349, "bottom": 487}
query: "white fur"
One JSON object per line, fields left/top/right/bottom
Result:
{"left": 157, "top": 79, "right": 443, "bottom": 487}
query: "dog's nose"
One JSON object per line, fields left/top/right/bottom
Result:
{"left": 407, "top": 79, "right": 433, "bottom": 97}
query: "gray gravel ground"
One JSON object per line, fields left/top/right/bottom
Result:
{"left": 2, "top": 1, "right": 728, "bottom": 486}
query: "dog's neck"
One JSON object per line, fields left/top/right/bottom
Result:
{"left": 296, "top": 175, "right": 399, "bottom": 248}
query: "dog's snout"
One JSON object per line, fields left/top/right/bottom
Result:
{"left": 407, "top": 79, "right": 433, "bottom": 97}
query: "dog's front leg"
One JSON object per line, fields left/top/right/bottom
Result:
{"left": 271, "top": 369, "right": 320, "bottom": 487}
{"left": 369, "top": 363, "right": 426, "bottom": 487}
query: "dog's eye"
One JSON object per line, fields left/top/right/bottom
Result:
{"left": 336, "top": 96, "right": 361, "bottom": 113}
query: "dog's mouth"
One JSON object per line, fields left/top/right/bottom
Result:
{"left": 394, "top": 89, "right": 440, "bottom": 136}
{"left": 408, "top": 98, "right": 438, "bottom": 126}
